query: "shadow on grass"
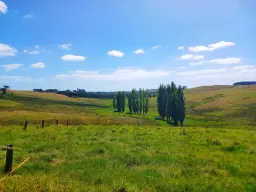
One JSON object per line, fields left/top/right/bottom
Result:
{"left": 5, "top": 94, "right": 107, "bottom": 108}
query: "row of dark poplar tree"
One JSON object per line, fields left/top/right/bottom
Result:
{"left": 157, "top": 82, "right": 186, "bottom": 125}
{"left": 113, "top": 82, "right": 186, "bottom": 126}
{"left": 113, "top": 89, "right": 149, "bottom": 115}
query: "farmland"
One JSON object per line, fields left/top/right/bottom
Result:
{"left": 0, "top": 85, "right": 255, "bottom": 191}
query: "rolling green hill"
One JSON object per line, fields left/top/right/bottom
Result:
{"left": 0, "top": 86, "right": 255, "bottom": 191}
{"left": 0, "top": 85, "right": 255, "bottom": 128}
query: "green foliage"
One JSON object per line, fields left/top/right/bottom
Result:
{"left": 128, "top": 89, "right": 149, "bottom": 115}
{"left": 1, "top": 85, "right": 10, "bottom": 95}
{"left": 115, "top": 91, "right": 125, "bottom": 112}
{"left": 157, "top": 84, "right": 167, "bottom": 120}
{"left": 157, "top": 82, "right": 186, "bottom": 125}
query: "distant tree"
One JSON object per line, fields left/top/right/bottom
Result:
{"left": 139, "top": 89, "right": 142, "bottom": 114}
{"left": 121, "top": 91, "right": 125, "bottom": 112}
{"left": 157, "top": 84, "right": 167, "bottom": 120}
{"left": 1, "top": 85, "right": 10, "bottom": 95}
{"left": 233, "top": 81, "right": 256, "bottom": 86}
{"left": 169, "top": 82, "right": 177, "bottom": 122}
{"left": 177, "top": 85, "right": 186, "bottom": 125}
{"left": 166, "top": 84, "right": 171, "bottom": 121}
{"left": 115, "top": 91, "right": 125, "bottom": 113}
{"left": 142, "top": 90, "right": 145, "bottom": 115}
{"left": 157, "top": 82, "right": 186, "bottom": 126}
{"left": 113, "top": 96, "right": 116, "bottom": 110}
{"left": 171, "top": 93, "right": 179, "bottom": 126}
{"left": 116, "top": 91, "right": 122, "bottom": 112}
{"left": 145, "top": 97, "right": 149, "bottom": 114}
{"left": 131, "top": 89, "right": 139, "bottom": 113}
{"left": 128, "top": 94, "right": 132, "bottom": 113}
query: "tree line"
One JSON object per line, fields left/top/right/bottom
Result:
{"left": 157, "top": 82, "right": 186, "bottom": 126}
{"left": 113, "top": 89, "right": 149, "bottom": 115}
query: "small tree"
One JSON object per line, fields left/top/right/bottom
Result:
{"left": 128, "top": 94, "right": 133, "bottom": 114}
{"left": 112, "top": 96, "right": 116, "bottom": 110}
{"left": 145, "top": 97, "right": 149, "bottom": 114}
{"left": 1, "top": 85, "right": 10, "bottom": 95}
{"left": 177, "top": 86, "right": 186, "bottom": 125}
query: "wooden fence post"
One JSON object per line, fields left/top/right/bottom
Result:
{"left": 24, "top": 120, "right": 28, "bottom": 130}
{"left": 42, "top": 120, "right": 44, "bottom": 128}
{"left": 4, "top": 144, "right": 13, "bottom": 173}
{"left": 56, "top": 120, "right": 59, "bottom": 126}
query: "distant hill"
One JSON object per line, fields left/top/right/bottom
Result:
{"left": 233, "top": 81, "right": 256, "bottom": 85}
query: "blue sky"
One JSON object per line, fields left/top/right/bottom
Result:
{"left": 0, "top": 0, "right": 255, "bottom": 91}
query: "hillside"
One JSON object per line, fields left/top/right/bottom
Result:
{"left": 0, "top": 86, "right": 255, "bottom": 191}
{"left": 0, "top": 85, "right": 255, "bottom": 128}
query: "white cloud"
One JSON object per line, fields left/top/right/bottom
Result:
{"left": 134, "top": 49, "right": 144, "bottom": 54}
{"left": 28, "top": 50, "right": 39, "bottom": 54}
{"left": 0, "top": 43, "right": 18, "bottom": 56}
{"left": 0, "top": 76, "right": 44, "bottom": 82}
{"left": 189, "top": 57, "right": 241, "bottom": 66}
{"left": 208, "top": 57, "right": 241, "bottom": 64}
{"left": 24, "top": 14, "right": 34, "bottom": 19}
{"left": 56, "top": 68, "right": 170, "bottom": 81}
{"left": 59, "top": 44, "right": 72, "bottom": 50}
{"left": 34, "top": 45, "right": 39, "bottom": 49}
{"left": 180, "top": 54, "right": 204, "bottom": 60}
{"left": 61, "top": 54, "right": 86, "bottom": 61}
{"left": 2, "top": 64, "right": 23, "bottom": 72}
{"left": 189, "top": 41, "right": 235, "bottom": 52}
{"left": 152, "top": 45, "right": 161, "bottom": 49}
{"left": 107, "top": 50, "right": 124, "bottom": 57}
{"left": 23, "top": 50, "right": 28, "bottom": 53}
{"left": 178, "top": 46, "right": 184, "bottom": 50}
{"left": 177, "top": 68, "right": 227, "bottom": 76}
{"left": 189, "top": 61, "right": 205, "bottom": 66}
{"left": 0, "top": 1, "right": 7, "bottom": 14}
{"left": 232, "top": 65, "right": 256, "bottom": 73}
{"left": 30, "top": 62, "right": 46, "bottom": 69}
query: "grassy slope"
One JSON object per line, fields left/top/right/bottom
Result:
{"left": 0, "top": 86, "right": 255, "bottom": 191}
{"left": 0, "top": 125, "right": 255, "bottom": 191}
{"left": 0, "top": 85, "right": 255, "bottom": 128}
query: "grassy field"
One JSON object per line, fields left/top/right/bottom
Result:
{"left": 0, "top": 125, "right": 255, "bottom": 191}
{"left": 0, "top": 85, "right": 255, "bottom": 128}
{"left": 0, "top": 85, "right": 255, "bottom": 191}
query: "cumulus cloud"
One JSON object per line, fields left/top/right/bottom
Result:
{"left": 189, "top": 41, "right": 235, "bottom": 52}
{"left": 28, "top": 50, "right": 39, "bottom": 54}
{"left": 0, "top": 43, "right": 18, "bottom": 57}
{"left": 30, "top": 62, "right": 45, "bottom": 68}
{"left": 152, "top": 45, "right": 161, "bottom": 49}
{"left": 134, "top": 49, "right": 144, "bottom": 54}
{"left": 208, "top": 57, "right": 241, "bottom": 64}
{"left": 180, "top": 54, "right": 204, "bottom": 60}
{"left": 34, "top": 45, "right": 39, "bottom": 49}
{"left": 59, "top": 44, "right": 72, "bottom": 50}
{"left": 107, "top": 50, "right": 124, "bottom": 57}
{"left": 177, "top": 68, "right": 227, "bottom": 76}
{"left": 0, "top": 1, "right": 7, "bottom": 14}
{"left": 2, "top": 64, "right": 23, "bottom": 71}
{"left": 178, "top": 46, "right": 184, "bottom": 50}
{"left": 61, "top": 54, "right": 86, "bottom": 61}
{"left": 23, "top": 50, "right": 28, "bottom": 53}
{"left": 56, "top": 68, "right": 170, "bottom": 81}
{"left": 24, "top": 14, "right": 34, "bottom": 19}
